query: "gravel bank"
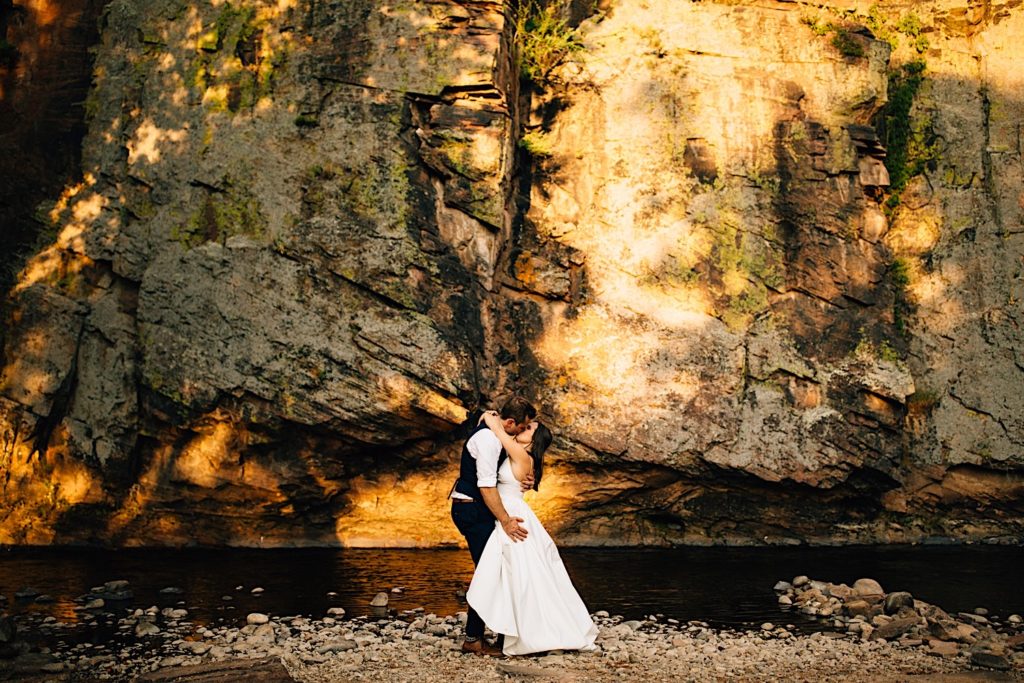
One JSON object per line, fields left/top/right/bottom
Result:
{"left": 1, "top": 577, "right": 1022, "bottom": 681}
{"left": 283, "top": 612, "right": 1016, "bottom": 683}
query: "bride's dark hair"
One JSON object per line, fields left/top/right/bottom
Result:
{"left": 531, "top": 423, "right": 553, "bottom": 491}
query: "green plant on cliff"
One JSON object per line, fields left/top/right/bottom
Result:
{"left": 851, "top": 322, "right": 907, "bottom": 365}
{"left": 895, "top": 12, "right": 929, "bottom": 53}
{"left": 723, "top": 285, "right": 769, "bottom": 330}
{"left": 748, "top": 169, "right": 780, "bottom": 194}
{"left": 704, "top": 208, "right": 781, "bottom": 330}
{"left": 877, "top": 59, "right": 939, "bottom": 215}
{"left": 907, "top": 389, "right": 940, "bottom": 412}
{"left": 800, "top": 15, "right": 864, "bottom": 58}
{"left": 214, "top": 4, "right": 257, "bottom": 52}
{"left": 800, "top": 14, "right": 831, "bottom": 37}
{"left": 831, "top": 29, "right": 865, "bottom": 58}
{"left": 896, "top": 13, "right": 921, "bottom": 38}
{"left": 514, "top": 0, "right": 583, "bottom": 84}
{"left": 864, "top": 6, "right": 930, "bottom": 53}
{"left": 889, "top": 256, "right": 914, "bottom": 335}
{"left": 865, "top": 5, "right": 895, "bottom": 45}
{"left": 854, "top": 333, "right": 902, "bottom": 364}
{"left": 190, "top": 3, "right": 288, "bottom": 115}
{"left": 174, "top": 181, "right": 265, "bottom": 247}
{"left": 519, "top": 130, "right": 554, "bottom": 157}
{"left": 890, "top": 256, "right": 911, "bottom": 290}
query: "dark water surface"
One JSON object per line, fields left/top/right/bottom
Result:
{"left": 1, "top": 545, "right": 1022, "bottom": 632}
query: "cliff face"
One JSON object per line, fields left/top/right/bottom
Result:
{"left": 0, "top": 0, "right": 1021, "bottom": 547}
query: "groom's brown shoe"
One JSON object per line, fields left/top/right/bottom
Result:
{"left": 461, "top": 639, "right": 503, "bottom": 657}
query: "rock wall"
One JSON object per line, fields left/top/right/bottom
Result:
{"left": 0, "top": 0, "right": 1021, "bottom": 547}
{"left": 517, "top": 0, "right": 1024, "bottom": 545}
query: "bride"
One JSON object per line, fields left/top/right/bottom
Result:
{"left": 465, "top": 412, "right": 598, "bottom": 656}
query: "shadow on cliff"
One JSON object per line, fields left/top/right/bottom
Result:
{"left": 2, "top": 0, "right": 511, "bottom": 547}
{"left": 0, "top": 0, "right": 110, "bottom": 300}
{"left": 502, "top": 41, "right": 1024, "bottom": 545}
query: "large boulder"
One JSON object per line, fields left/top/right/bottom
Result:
{"left": 884, "top": 591, "right": 914, "bottom": 615}
{"left": 853, "top": 578, "right": 885, "bottom": 598}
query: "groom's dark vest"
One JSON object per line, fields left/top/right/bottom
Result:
{"left": 451, "top": 418, "right": 508, "bottom": 522}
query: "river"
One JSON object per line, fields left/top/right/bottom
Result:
{"left": 2, "top": 544, "right": 1022, "bottom": 638}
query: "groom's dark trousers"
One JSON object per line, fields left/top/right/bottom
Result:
{"left": 449, "top": 416, "right": 508, "bottom": 642}
{"left": 451, "top": 499, "right": 495, "bottom": 640}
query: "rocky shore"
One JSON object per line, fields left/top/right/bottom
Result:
{"left": 1, "top": 578, "right": 1022, "bottom": 682}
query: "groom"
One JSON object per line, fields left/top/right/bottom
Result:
{"left": 449, "top": 395, "right": 536, "bottom": 656}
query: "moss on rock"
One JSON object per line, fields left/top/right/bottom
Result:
{"left": 173, "top": 180, "right": 265, "bottom": 248}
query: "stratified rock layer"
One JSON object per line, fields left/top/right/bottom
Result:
{"left": 0, "top": 0, "right": 1021, "bottom": 546}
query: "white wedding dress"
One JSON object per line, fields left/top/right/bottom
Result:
{"left": 466, "top": 458, "right": 598, "bottom": 655}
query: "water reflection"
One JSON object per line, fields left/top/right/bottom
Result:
{"left": 1, "top": 545, "right": 1022, "bottom": 631}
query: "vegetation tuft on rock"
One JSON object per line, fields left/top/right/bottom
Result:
{"left": 514, "top": 0, "right": 584, "bottom": 84}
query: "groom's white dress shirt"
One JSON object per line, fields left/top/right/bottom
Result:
{"left": 450, "top": 429, "right": 503, "bottom": 500}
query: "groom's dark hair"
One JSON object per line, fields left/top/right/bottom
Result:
{"left": 500, "top": 395, "right": 536, "bottom": 424}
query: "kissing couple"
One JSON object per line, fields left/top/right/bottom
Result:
{"left": 449, "top": 396, "right": 598, "bottom": 656}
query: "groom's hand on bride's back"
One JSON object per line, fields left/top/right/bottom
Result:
{"left": 502, "top": 516, "right": 528, "bottom": 542}
{"left": 520, "top": 471, "right": 534, "bottom": 492}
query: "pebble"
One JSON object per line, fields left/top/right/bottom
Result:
{"left": 19, "top": 573, "right": 1012, "bottom": 683}
{"left": 159, "top": 656, "right": 187, "bottom": 668}
{"left": 970, "top": 651, "right": 1011, "bottom": 670}
{"left": 251, "top": 587, "right": 265, "bottom": 594}
{"left": 317, "top": 639, "right": 358, "bottom": 654}
{"left": 958, "top": 612, "right": 989, "bottom": 625}
{"left": 883, "top": 591, "right": 913, "bottom": 615}
{"left": 928, "top": 640, "right": 958, "bottom": 657}
{"left": 134, "top": 621, "right": 160, "bottom": 637}
{"left": 370, "top": 592, "right": 389, "bottom": 607}
{"left": 852, "top": 578, "right": 884, "bottom": 597}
